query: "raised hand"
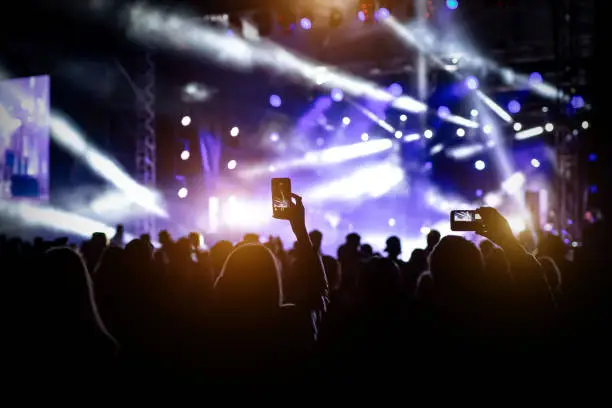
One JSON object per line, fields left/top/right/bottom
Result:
{"left": 475, "top": 207, "right": 516, "bottom": 247}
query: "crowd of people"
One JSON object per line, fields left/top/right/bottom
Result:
{"left": 2, "top": 195, "right": 610, "bottom": 385}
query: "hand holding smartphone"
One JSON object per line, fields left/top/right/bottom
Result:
{"left": 271, "top": 178, "right": 292, "bottom": 220}
{"left": 450, "top": 209, "right": 484, "bottom": 231}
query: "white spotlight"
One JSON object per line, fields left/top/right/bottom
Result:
{"left": 470, "top": 109, "right": 479, "bottom": 117}
{"left": 394, "top": 130, "right": 403, "bottom": 139}
{"left": 342, "top": 117, "right": 351, "bottom": 125}
{"left": 181, "top": 116, "right": 191, "bottom": 127}
{"left": 513, "top": 122, "right": 522, "bottom": 131}
{"left": 399, "top": 114, "right": 407, "bottom": 122}
{"left": 581, "top": 121, "right": 589, "bottom": 129}
{"left": 424, "top": 129, "right": 433, "bottom": 139}
{"left": 361, "top": 133, "right": 369, "bottom": 142}
{"left": 230, "top": 126, "right": 240, "bottom": 137}
{"left": 456, "top": 128, "right": 465, "bottom": 137}
{"left": 483, "top": 124, "right": 493, "bottom": 134}
{"left": 227, "top": 159, "right": 237, "bottom": 169}
{"left": 420, "top": 226, "right": 430, "bottom": 235}
{"left": 177, "top": 187, "right": 188, "bottom": 198}
{"left": 180, "top": 150, "right": 190, "bottom": 160}
{"left": 475, "top": 160, "right": 486, "bottom": 171}
{"left": 388, "top": 218, "right": 396, "bottom": 227}
{"left": 545, "top": 123, "right": 554, "bottom": 132}
{"left": 531, "top": 158, "right": 541, "bottom": 168}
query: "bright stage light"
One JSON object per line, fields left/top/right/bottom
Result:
{"left": 513, "top": 122, "right": 522, "bottom": 131}
{"left": 470, "top": 109, "right": 479, "bottom": 117}
{"left": 582, "top": 121, "right": 589, "bottom": 129}
{"left": 456, "top": 128, "right": 465, "bottom": 137}
{"left": 570, "top": 95, "right": 585, "bottom": 109}
{"left": 420, "top": 226, "right": 431, "bottom": 235}
{"left": 269, "top": 94, "right": 282, "bottom": 107}
{"left": 474, "top": 160, "right": 486, "bottom": 171}
{"left": 342, "top": 116, "right": 351, "bottom": 125}
{"left": 531, "top": 158, "right": 541, "bottom": 168}
{"left": 331, "top": 88, "right": 344, "bottom": 102}
{"left": 388, "top": 83, "right": 403, "bottom": 97}
{"left": 181, "top": 116, "right": 191, "bottom": 126}
{"left": 508, "top": 100, "right": 521, "bottom": 113}
{"left": 544, "top": 123, "right": 554, "bottom": 132}
{"left": 465, "top": 76, "right": 479, "bottom": 90}
{"left": 180, "top": 150, "right": 190, "bottom": 160}
{"left": 446, "top": 0, "right": 459, "bottom": 10}
{"left": 437, "top": 106, "right": 451, "bottom": 117}
{"left": 483, "top": 124, "right": 493, "bottom": 134}
{"left": 269, "top": 132, "right": 280, "bottom": 142}
{"left": 424, "top": 129, "right": 433, "bottom": 139}
{"left": 394, "top": 130, "right": 403, "bottom": 139}
{"left": 361, "top": 133, "right": 369, "bottom": 142}
{"left": 376, "top": 8, "right": 390, "bottom": 20}
{"left": 230, "top": 126, "right": 239, "bottom": 137}
{"left": 177, "top": 187, "right": 188, "bottom": 198}
{"left": 529, "top": 72, "right": 543, "bottom": 84}
{"left": 227, "top": 159, "right": 237, "bottom": 170}
{"left": 388, "top": 218, "right": 396, "bottom": 227}
{"left": 403, "top": 133, "right": 420, "bottom": 142}
{"left": 300, "top": 17, "right": 312, "bottom": 30}
{"left": 399, "top": 114, "right": 407, "bottom": 122}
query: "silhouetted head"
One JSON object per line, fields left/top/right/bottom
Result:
{"left": 210, "top": 240, "right": 234, "bottom": 275}
{"left": 124, "top": 238, "right": 151, "bottom": 262}
{"left": 91, "top": 232, "right": 107, "bottom": 247}
{"left": 309, "top": 230, "right": 323, "bottom": 252}
{"left": 214, "top": 244, "right": 283, "bottom": 309}
{"left": 115, "top": 224, "right": 124, "bottom": 234}
{"left": 384, "top": 236, "right": 402, "bottom": 258}
{"left": 408, "top": 248, "right": 428, "bottom": 272}
{"left": 158, "top": 230, "right": 172, "bottom": 246}
{"left": 346, "top": 233, "right": 361, "bottom": 248}
{"left": 243, "top": 233, "right": 260, "bottom": 244}
{"left": 426, "top": 229, "right": 441, "bottom": 249}
{"left": 429, "top": 235, "right": 484, "bottom": 294}
{"left": 361, "top": 243, "right": 374, "bottom": 257}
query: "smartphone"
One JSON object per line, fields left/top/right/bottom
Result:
{"left": 450, "top": 210, "right": 483, "bottom": 231}
{"left": 271, "top": 178, "right": 292, "bottom": 219}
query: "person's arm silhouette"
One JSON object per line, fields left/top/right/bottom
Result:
{"left": 287, "top": 193, "right": 328, "bottom": 311}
